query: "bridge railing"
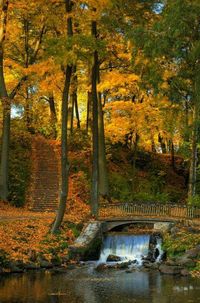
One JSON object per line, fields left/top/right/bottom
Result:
{"left": 98, "top": 202, "right": 200, "bottom": 220}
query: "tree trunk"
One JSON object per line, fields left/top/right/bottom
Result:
{"left": 74, "top": 89, "right": 80, "bottom": 129}
{"left": 158, "top": 133, "right": 167, "bottom": 154}
{"left": 0, "top": 1, "right": 9, "bottom": 201}
{"left": 188, "top": 102, "right": 198, "bottom": 199}
{"left": 151, "top": 133, "right": 156, "bottom": 153}
{"left": 72, "top": 67, "right": 80, "bottom": 129}
{"left": 48, "top": 93, "right": 57, "bottom": 139}
{"left": 69, "top": 65, "right": 80, "bottom": 133}
{"left": 91, "top": 18, "right": 99, "bottom": 217}
{"left": 132, "top": 133, "right": 139, "bottom": 195}
{"left": 86, "top": 66, "right": 92, "bottom": 134}
{"left": 51, "top": 0, "right": 73, "bottom": 233}
{"left": 97, "top": 67, "right": 109, "bottom": 198}
{"left": 169, "top": 139, "right": 175, "bottom": 170}
{"left": 0, "top": 48, "right": 10, "bottom": 200}
{"left": 24, "top": 85, "right": 32, "bottom": 131}
{"left": 68, "top": 93, "right": 74, "bottom": 134}
{"left": 184, "top": 98, "right": 190, "bottom": 142}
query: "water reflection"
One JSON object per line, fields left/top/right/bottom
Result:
{"left": 0, "top": 267, "right": 200, "bottom": 303}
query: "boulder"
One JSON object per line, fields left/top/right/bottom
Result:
{"left": 4, "top": 261, "right": 24, "bottom": 273}
{"left": 95, "top": 263, "right": 108, "bottom": 272}
{"left": 185, "top": 247, "right": 200, "bottom": 259}
{"left": 106, "top": 255, "right": 121, "bottom": 262}
{"left": 175, "top": 256, "right": 196, "bottom": 268}
{"left": 143, "top": 261, "right": 159, "bottom": 270}
{"left": 181, "top": 269, "right": 190, "bottom": 276}
{"left": 117, "top": 262, "right": 130, "bottom": 269}
{"left": 24, "top": 262, "right": 40, "bottom": 270}
{"left": 159, "top": 264, "right": 183, "bottom": 275}
{"left": 10, "top": 266, "right": 24, "bottom": 273}
{"left": 39, "top": 260, "right": 53, "bottom": 269}
{"left": 51, "top": 257, "right": 62, "bottom": 267}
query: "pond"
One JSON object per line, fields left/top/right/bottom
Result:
{"left": 0, "top": 265, "right": 200, "bottom": 303}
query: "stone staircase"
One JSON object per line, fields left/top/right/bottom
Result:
{"left": 28, "top": 136, "right": 60, "bottom": 212}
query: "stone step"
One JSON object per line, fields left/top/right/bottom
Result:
{"left": 27, "top": 136, "right": 61, "bottom": 212}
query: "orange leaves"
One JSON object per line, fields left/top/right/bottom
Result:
{"left": 98, "top": 71, "right": 139, "bottom": 93}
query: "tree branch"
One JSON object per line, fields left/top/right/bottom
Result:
{"left": 9, "top": 76, "right": 27, "bottom": 99}
{"left": 29, "top": 23, "right": 46, "bottom": 65}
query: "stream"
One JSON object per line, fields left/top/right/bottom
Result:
{"left": 0, "top": 233, "right": 200, "bottom": 303}
{"left": 0, "top": 267, "right": 200, "bottom": 303}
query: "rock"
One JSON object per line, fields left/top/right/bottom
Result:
{"left": 185, "top": 247, "right": 200, "bottom": 259}
{"left": 4, "top": 261, "right": 24, "bottom": 273}
{"left": 61, "top": 256, "right": 70, "bottom": 264}
{"left": 170, "top": 227, "right": 180, "bottom": 237}
{"left": 95, "top": 263, "right": 108, "bottom": 272}
{"left": 12, "top": 260, "right": 26, "bottom": 270}
{"left": 117, "top": 262, "right": 130, "bottom": 269}
{"left": 187, "top": 227, "right": 199, "bottom": 234}
{"left": 67, "top": 264, "right": 76, "bottom": 270}
{"left": 154, "top": 222, "right": 173, "bottom": 232}
{"left": 106, "top": 255, "right": 121, "bottom": 262}
{"left": 51, "top": 257, "right": 62, "bottom": 267}
{"left": 39, "top": 260, "right": 53, "bottom": 269}
{"left": 175, "top": 256, "right": 196, "bottom": 268}
{"left": 181, "top": 269, "right": 190, "bottom": 276}
{"left": 165, "top": 260, "right": 176, "bottom": 266}
{"left": 159, "top": 264, "right": 183, "bottom": 275}
{"left": 126, "top": 268, "right": 135, "bottom": 273}
{"left": 143, "top": 262, "right": 159, "bottom": 270}
{"left": 10, "top": 266, "right": 24, "bottom": 273}
{"left": 50, "top": 267, "right": 68, "bottom": 274}
{"left": 24, "top": 263, "right": 40, "bottom": 270}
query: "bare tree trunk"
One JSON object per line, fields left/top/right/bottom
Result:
{"left": 91, "top": 17, "right": 99, "bottom": 217}
{"left": 51, "top": 0, "right": 73, "bottom": 233}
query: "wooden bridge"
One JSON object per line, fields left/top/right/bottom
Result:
{"left": 98, "top": 202, "right": 200, "bottom": 222}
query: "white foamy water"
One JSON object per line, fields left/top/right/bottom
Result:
{"left": 99, "top": 234, "right": 150, "bottom": 265}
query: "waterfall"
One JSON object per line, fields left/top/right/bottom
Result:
{"left": 155, "top": 237, "right": 163, "bottom": 262}
{"left": 99, "top": 234, "right": 150, "bottom": 265}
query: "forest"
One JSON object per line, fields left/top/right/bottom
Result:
{"left": 0, "top": 0, "right": 200, "bottom": 282}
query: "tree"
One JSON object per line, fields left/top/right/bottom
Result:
{"left": 91, "top": 9, "right": 99, "bottom": 216}
{"left": 130, "top": 0, "right": 200, "bottom": 198}
{"left": 51, "top": 0, "right": 73, "bottom": 233}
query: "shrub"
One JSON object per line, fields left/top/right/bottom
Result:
{"left": 8, "top": 131, "right": 32, "bottom": 207}
{"left": 109, "top": 172, "right": 132, "bottom": 201}
{"left": 188, "top": 195, "right": 200, "bottom": 207}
